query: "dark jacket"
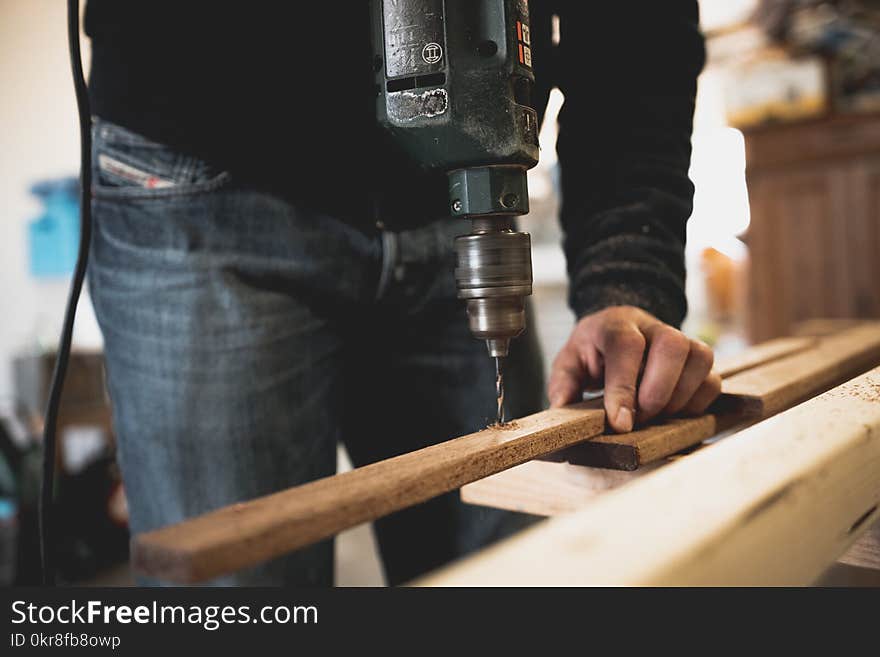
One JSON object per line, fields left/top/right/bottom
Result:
{"left": 85, "top": 1, "right": 705, "bottom": 326}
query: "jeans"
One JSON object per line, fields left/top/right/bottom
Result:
{"left": 88, "top": 119, "right": 545, "bottom": 586}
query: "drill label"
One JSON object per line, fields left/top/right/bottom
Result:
{"left": 515, "top": 19, "right": 532, "bottom": 69}
{"left": 382, "top": 0, "right": 446, "bottom": 77}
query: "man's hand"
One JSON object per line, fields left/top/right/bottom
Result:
{"left": 548, "top": 306, "right": 721, "bottom": 433}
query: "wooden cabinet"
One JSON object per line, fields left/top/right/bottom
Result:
{"left": 743, "top": 114, "right": 880, "bottom": 341}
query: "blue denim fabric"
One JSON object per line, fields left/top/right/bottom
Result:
{"left": 88, "top": 119, "right": 545, "bottom": 586}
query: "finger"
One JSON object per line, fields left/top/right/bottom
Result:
{"left": 636, "top": 324, "right": 691, "bottom": 421}
{"left": 548, "top": 341, "right": 584, "bottom": 408}
{"left": 598, "top": 321, "right": 646, "bottom": 432}
{"left": 663, "top": 340, "right": 714, "bottom": 415}
{"left": 683, "top": 371, "right": 723, "bottom": 415}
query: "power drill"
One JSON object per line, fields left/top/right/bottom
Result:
{"left": 370, "top": 0, "right": 539, "bottom": 423}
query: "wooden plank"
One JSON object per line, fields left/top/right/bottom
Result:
{"left": 547, "top": 324, "right": 880, "bottom": 471}
{"left": 419, "top": 367, "right": 880, "bottom": 586}
{"left": 838, "top": 519, "right": 880, "bottom": 571}
{"left": 462, "top": 325, "right": 880, "bottom": 515}
{"left": 791, "top": 318, "right": 867, "bottom": 337}
{"left": 714, "top": 336, "right": 815, "bottom": 377}
{"left": 547, "top": 412, "right": 743, "bottom": 471}
{"left": 131, "top": 403, "right": 605, "bottom": 583}
{"left": 722, "top": 323, "right": 880, "bottom": 417}
{"left": 462, "top": 432, "right": 717, "bottom": 517}
{"left": 460, "top": 460, "right": 654, "bottom": 517}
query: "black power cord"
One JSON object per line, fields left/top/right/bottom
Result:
{"left": 39, "top": 0, "right": 92, "bottom": 585}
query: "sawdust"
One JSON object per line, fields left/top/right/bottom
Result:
{"left": 826, "top": 378, "right": 880, "bottom": 402}
{"left": 853, "top": 381, "right": 880, "bottom": 402}
{"left": 487, "top": 420, "right": 520, "bottom": 431}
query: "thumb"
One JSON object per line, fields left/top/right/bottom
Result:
{"left": 599, "top": 324, "right": 646, "bottom": 433}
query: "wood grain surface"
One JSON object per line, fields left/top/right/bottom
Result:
{"left": 722, "top": 323, "right": 880, "bottom": 416}
{"left": 420, "top": 367, "right": 880, "bottom": 586}
{"left": 714, "top": 336, "right": 815, "bottom": 377}
{"left": 837, "top": 519, "right": 880, "bottom": 571}
{"left": 460, "top": 459, "right": 655, "bottom": 516}
{"left": 551, "top": 323, "right": 880, "bottom": 470}
{"left": 131, "top": 403, "right": 605, "bottom": 583}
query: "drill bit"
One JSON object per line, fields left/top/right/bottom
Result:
{"left": 495, "top": 356, "right": 505, "bottom": 425}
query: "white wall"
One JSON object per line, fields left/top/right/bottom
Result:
{"left": 0, "top": 0, "right": 100, "bottom": 404}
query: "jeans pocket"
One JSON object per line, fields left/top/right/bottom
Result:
{"left": 91, "top": 119, "right": 231, "bottom": 199}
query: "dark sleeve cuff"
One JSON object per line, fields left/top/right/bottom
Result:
{"left": 564, "top": 214, "right": 690, "bottom": 328}
{"left": 569, "top": 276, "right": 688, "bottom": 328}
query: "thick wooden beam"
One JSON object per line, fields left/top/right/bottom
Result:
{"left": 550, "top": 324, "right": 880, "bottom": 470}
{"left": 131, "top": 403, "right": 605, "bottom": 583}
{"left": 419, "top": 367, "right": 880, "bottom": 586}
{"left": 465, "top": 453, "right": 880, "bottom": 574}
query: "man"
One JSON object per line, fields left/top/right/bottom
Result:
{"left": 85, "top": 1, "right": 718, "bottom": 585}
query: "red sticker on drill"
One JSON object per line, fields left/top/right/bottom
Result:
{"left": 515, "top": 19, "right": 532, "bottom": 68}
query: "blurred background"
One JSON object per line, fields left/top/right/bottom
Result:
{"left": 0, "top": 0, "right": 878, "bottom": 585}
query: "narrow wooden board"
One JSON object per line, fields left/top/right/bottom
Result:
{"left": 838, "top": 519, "right": 880, "bottom": 571}
{"left": 722, "top": 323, "right": 880, "bottom": 417}
{"left": 131, "top": 403, "right": 605, "bottom": 583}
{"left": 714, "top": 336, "right": 816, "bottom": 378}
{"left": 550, "top": 323, "right": 880, "bottom": 471}
{"left": 547, "top": 412, "right": 743, "bottom": 471}
{"left": 419, "top": 367, "right": 880, "bottom": 586}
{"left": 462, "top": 427, "right": 718, "bottom": 517}
{"left": 460, "top": 460, "right": 654, "bottom": 516}
{"left": 461, "top": 325, "right": 880, "bottom": 516}
{"left": 791, "top": 318, "right": 867, "bottom": 338}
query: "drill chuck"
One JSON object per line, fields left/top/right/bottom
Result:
{"left": 371, "top": 0, "right": 539, "bottom": 360}
{"left": 454, "top": 217, "right": 532, "bottom": 358}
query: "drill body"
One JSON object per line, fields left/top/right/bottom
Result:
{"left": 370, "top": 0, "right": 539, "bottom": 359}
